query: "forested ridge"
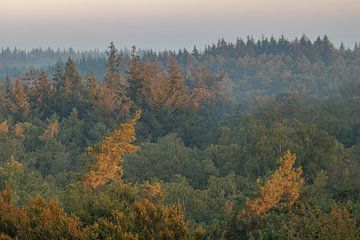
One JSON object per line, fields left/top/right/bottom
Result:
{"left": 0, "top": 37, "right": 360, "bottom": 239}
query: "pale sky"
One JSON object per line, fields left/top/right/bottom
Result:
{"left": 0, "top": 0, "right": 359, "bottom": 51}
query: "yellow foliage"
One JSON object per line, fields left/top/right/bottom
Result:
{"left": 193, "top": 226, "right": 206, "bottom": 240}
{"left": 5, "top": 156, "right": 23, "bottom": 172}
{"left": 163, "top": 59, "right": 192, "bottom": 109}
{"left": 85, "top": 198, "right": 190, "bottom": 239}
{"left": 143, "top": 181, "right": 163, "bottom": 201}
{"left": 83, "top": 111, "right": 141, "bottom": 189}
{"left": 128, "top": 199, "right": 189, "bottom": 239}
{"left": 318, "top": 203, "right": 359, "bottom": 240}
{"left": 39, "top": 120, "right": 59, "bottom": 141}
{"left": 241, "top": 150, "right": 304, "bottom": 217}
{"left": 10, "top": 79, "right": 30, "bottom": 116}
{"left": 13, "top": 122, "right": 32, "bottom": 139}
{"left": 0, "top": 190, "right": 83, "bottom": 239}
{"left": 14, "top": 123, "right": 24, "bottom": 138}
{"left": 0, "top": 120, "right": 9, "bottom": 135}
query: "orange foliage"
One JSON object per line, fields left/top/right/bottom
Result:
{"left": 129, "top": 199, "right": 189, "bottom": 239}
{"left": 97, "top": 84, "right": 120, "bottom": 112}
{"left": 31, "top": 72, "right": 53, "bottom": 105}
{"left": 0, "top": 190, "right": 83, "bottom": 239}
{"left": 190, "top": 87, "right": 212, "bottom": 109}
{"left": 318, "top": 203, "right": 359, "bottom": 240}
{"left": 83, "top": 111, "right": 141, "bottom": 189}
{"left": 85, "top": 198, "right": 190, "bottom": 239}
{"left": 142, "top": 181, "right": 163, "bottom": 202}
{"left": 39, "top": 120, "right": 59, "bottom": 141}
{"left": 9, "top": 79, "right": 30, "bottom": 116}
{"left": 0, "top": 120, "right": 9, "bottom": 135}
{"left": 241, "top": 150, "right": 304, "bottom": 217}
{"left": 163, "top": 58, "right": 191, "bottom": 109}
{"left": 13, "top": 122, "right": 32, "bottom": 139}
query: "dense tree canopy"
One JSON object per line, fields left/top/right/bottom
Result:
{"left": 0, "top": 38, "right": 360, "bottom": 239}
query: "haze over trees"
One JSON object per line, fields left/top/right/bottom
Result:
{"left": 0, "top": 37, "right": 360, "bottom": 239}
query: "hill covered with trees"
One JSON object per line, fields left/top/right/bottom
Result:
{"left": 0, "top": 37, "right": 360, "bottom": 239}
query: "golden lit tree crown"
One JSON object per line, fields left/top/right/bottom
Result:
{"left": 241, "top": 150, "right": 304, "bottom": 217}
{"left": 39, "top": 120, "right": 59, "bottom": 141}
{"left": 83, "top": 111, "right": 141, "bottom": 189}
{"left": 0, "top": 120, "right": 9, "bottom": 135}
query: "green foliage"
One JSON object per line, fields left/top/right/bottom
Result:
{"left": 280, "top": 202, "right": 359, "bottom": 240}
{"left": 124, "top": 134, "right": 217, "bottom": 188}
{"left": 0, "top": 40, "right": 360, "bottom": 238}
{"left": 0, "top": 157, "right": 60, "bottom": 205}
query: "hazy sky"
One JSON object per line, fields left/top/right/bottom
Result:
{"left": 0, "top": 0, "right": 359, "bottom": 51}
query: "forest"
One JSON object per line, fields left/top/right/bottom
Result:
{"left": 0, "top": 36, "right": 360, "bottom": 239}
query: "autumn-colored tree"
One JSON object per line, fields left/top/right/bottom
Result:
{"left": 0, "top": 189, "right": 83, "bottom": 239}
{"left": 85, "top": 198, "right": 191, "bottom": 240}
{"left": 31, "top": 72, "right": 53, "bottom": 105}
{"left": 188, "top": 65, "right": 231, "bottom": 109}
{"left": 0, "top": 120, "right": 9, "bottom": 136}
{"left": 164, "top": 58, "right": 191, "bottom": 109}
{"left": 97, "top": 84, "right": 121, "bottom": 113}
{"left": 190, "top": 87, "right": 212, "bottom": 110}
{"left": 0, "top": 188, "right": 27, "bottom": 238}
{"left": 83, "top": 111, "right": 141, "bottom": 188}
{"left": 86, "top": 73, "right": 131, "bottom": 122}
{"left": 13, "top": 122, "right": 32, "bottom": 140}
{"left": 9, "top": 79, "right": 30, "bottom": 118}
{"left": 240, "top": 150, "right": 304, "bottom": 217}
{"left": 140, "top": 61, "right": 163, "bottom": 107}
{"left": 39, "top": 119, "right": 59, "bottom": 141}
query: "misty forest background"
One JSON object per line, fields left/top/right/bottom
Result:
{"left": 0, "top": 36, "right": 360, "bottom": 239}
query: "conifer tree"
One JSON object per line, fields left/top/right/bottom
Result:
{"left": 127, "top": 46, "right": 146, "bottom": 106}
{"left": 63, "top": 58, "right": 84, "bottom": 100}
{"left": 10, "top": 79, "right": 30, "bottom": 118}
{"left": 52, "top": 61, "right": 64, "bottom": 89}
{"left": 164, "top": 58, "right": 190, "bottom": 109}
{"left": 39, "top": 119, "right": 59, "bottom": 141}
{"left": 30, "top": 72, "right": 53, "bottom": 117}
{"left": 104, "top": 42, "right": 125, "bottom": 93}
{"left": 83, "top": 111, "right": 141, "bottom": 188}
{"left": 240, "top": 150, "right": 304, "bottom": 217}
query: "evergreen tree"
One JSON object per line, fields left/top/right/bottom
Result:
{"left": 127, "top": 46, "right": 146, "bottom": 107}
{"left": 9, "top": 79, "right": 30, "bottom": 119}
{"left": 104, "top": 42, "right": 125, "bottom": 93}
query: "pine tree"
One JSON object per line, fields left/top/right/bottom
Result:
{"left": 52, "top": 61, "right": 64, "bottom": 89}
{"left": 63, "top": 57, "right": 83, "bottom": 98}
{"left": 127, "top": 46, "right": 146, "bottom": 106}
{"left": 31, "top": 72, "right": 53, "bottom": 106}
{"left": 4, "top": 75, "right": 12, "bottom": 95}
{"left": 104, "top": 42, "right": 125, "bottom": 92}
